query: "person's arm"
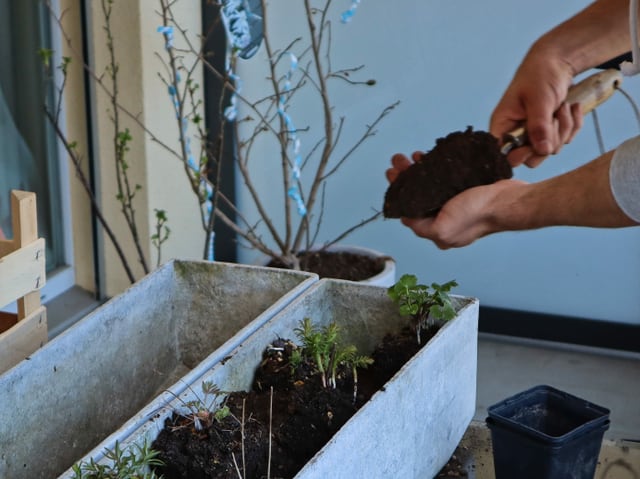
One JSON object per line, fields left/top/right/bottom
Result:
{"left": 386, "top": 147, "right": 639, "bottom": 250}
{"left": 502, "top": 152, "right": 636, "bottom": 230}
{"left": 534, "top": 0, "right": 632, "bottom": 75}
{"left": 490, "top": 0, "right": 634, "bottom": 168}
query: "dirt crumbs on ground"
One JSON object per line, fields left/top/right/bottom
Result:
{"left": 383, "top": 126, "right": 513, "bottom": 218}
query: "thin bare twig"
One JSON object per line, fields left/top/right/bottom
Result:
{"left": 231, "top": 452, "right": 243, "bottom": 479}
{"left": 268, "top": 386, "right": 273, "bottom": 479}
{"left": 44, "top": 109, "right": 136, "bottom": 283}
{"left": 241, "top": 397, "right": 247, "bottom": 479}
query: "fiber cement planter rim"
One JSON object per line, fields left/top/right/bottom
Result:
{"left": 0, "top": 260, "right": 317, "bottom": 479}
{"left": 63, "top": 278, "right": 479, "bottom": 479}
{"left": 258, "top": 243, "right": 397, "bottom": 287}
{"left": 328, "top": 244, "right": 396, "bottom": 287}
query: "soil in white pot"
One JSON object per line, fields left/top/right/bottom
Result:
{"left": 267, "top": 250, "right": 390, "bottom": 282}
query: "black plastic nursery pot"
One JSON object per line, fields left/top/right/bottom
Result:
{"left": 486, "top": 384, "right": 610, "bottom": 479}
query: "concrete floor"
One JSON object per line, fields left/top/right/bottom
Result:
{"left": 474, "top": 333, "right": 640, "bottom": 440}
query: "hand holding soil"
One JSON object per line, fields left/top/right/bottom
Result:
{"left": 383, "top": 127, "right": 513, "bottom": 218}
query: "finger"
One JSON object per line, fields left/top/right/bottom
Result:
{"left": 401, "top": 217, "right": 435, "bottom": 237}
{"left": 489, "top": 95, "right": 523, "bottom": 140}
{"left": 403, "top": 215, "right": 455, "bottom": 250}
{"left": 391, "top": 153, "right": 413, "bottom": 170}
{"left": 525, "top": 92, "right": 558, "bottom": 157}
{"left": 554, "top": 103, "right": 573, "bottom": 154}
{"left": 401, "top": 217, "right": 428, "bottom": 228}
{"left": 523, "top": 154, "right": 547, "bottom": 168}
{"left": 411, "top": 151, "right": 423, "bottom": 163}
{"left": 566, "top": 102, "right": 583, "bottom": 143}
{"left": 385, "top": 167, "right": 399, "bottom": 183}
{"left": 507, "top": 146, "right": 535, "bottom": 168}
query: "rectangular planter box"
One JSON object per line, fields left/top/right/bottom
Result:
{"left": 66, "top": 278, "right": 479, "bottom": 478}
{"left": 0, "top": 259, "right": 317, "bottom": 479}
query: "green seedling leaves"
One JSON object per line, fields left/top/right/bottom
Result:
{"left": 388, "top": 274, "right": 458, "bottom": 344}
{"left": 71, "top": 440, "right": 163, "bottom": 479}
{"left": 294, "top": 318, "right": 372, "bottom": 395}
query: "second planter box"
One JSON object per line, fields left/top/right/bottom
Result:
{"left": 66, "top": 278, "right": 479, "bottom": 478}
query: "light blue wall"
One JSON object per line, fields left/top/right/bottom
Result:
{"left": 235, "top": 1, "right": 640, "bottom": 324}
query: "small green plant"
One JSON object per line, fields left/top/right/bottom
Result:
{"left": 387, "top": 274, "right": 459, "bottom": 345}
{"left": 176, "top": 380, "right": 232, "bottom": 432}
{"left": 70, "top": 440, "right": 163, "bottom": 479}
{"left": 294, "top": 318, "right": 373, "bottom": 401}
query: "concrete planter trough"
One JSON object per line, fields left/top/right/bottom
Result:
{"left": 67, "top": 278, "right": 479, "bottom": 478}
{"left": 0, "top": 259, "right": 317, "bottom": 479}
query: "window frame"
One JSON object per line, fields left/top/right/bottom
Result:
{"left": 40, "top": 0, "right": 77, "bottom": 304}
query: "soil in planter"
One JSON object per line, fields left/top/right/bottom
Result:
{"left": 151, "top": 324, "right": 466, "bottom": 479}
{"left": 383, "top": 126, "right": 513, "bottom": 218}
{"left": 267, "top": 250, "right": 388, "bottom": 282}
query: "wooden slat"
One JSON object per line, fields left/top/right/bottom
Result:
{"left": 11, "top": 191, "right": 41, "bottom": 320}
{"left": 12, "top": 190, "right": 38, "bottom": 246}
{"left": 0, "top": 238, "right": 46, "bottom": 308}
{"left": 0, "top": 190, "right": 47, "bottom": 367}
{"left": 0, "top": 306, "right": 47, "bottom": 374}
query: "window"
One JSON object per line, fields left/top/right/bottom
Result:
{"left": 0, "top": 2, "right": 74, "bottom": 304}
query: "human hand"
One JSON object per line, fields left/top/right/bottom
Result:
{"left": 490, "top": 53, "right": 583, "bottom": 168}
{"left": 385, "top": 151, "right": 421, "bottom": 184}
{"left": 386, "top": 153, "right": 528, "bottom": 249}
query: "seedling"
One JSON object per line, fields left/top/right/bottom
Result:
{"left": 294, "top": 318, "right": 373, "bottom": 401}
{"left": 174, "top": 380, "right": 231, "bottom": 432}
{"left": 70, "top": 440, "right": 163, "bottom": 479}
{"left": 388, "top": 274, "right": 458, "bottom": 344}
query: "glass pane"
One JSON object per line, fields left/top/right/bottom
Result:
{"left": 0, "top": 1, "right": 64, "bottom": 272}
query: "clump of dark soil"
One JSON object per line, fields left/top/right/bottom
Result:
{"left": 384, "top": 126, "right": 513, "bottom": 218}
{"left": 150, "top": 324, "right": 465, "bottom": 479}
{"left": 268, "top": 250, "right": 388, "bottom": 281}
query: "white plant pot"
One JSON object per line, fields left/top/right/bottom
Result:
{"left": 0, "top": 260, "right": 317, "bottom": 479}
{"left": 331, "top": 244, "right": 396, "bottom": 287}
{"left": 64, "top": 278, "right": 479, "bottom": 479}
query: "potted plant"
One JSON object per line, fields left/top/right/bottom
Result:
{"left": 62, "top": 275, "right": 479, "bottom": 478}
{"left": 45, "top": 0, "right": 398, "bottom": 286}
{"left": 195, "top": 0, "right": 399, "bottom": 282}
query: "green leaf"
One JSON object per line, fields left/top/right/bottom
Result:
{"left": 38, "top": 48, "right": 54, "bottom": 67}
{"left": 389, "top": 274, "right": 459, "bottom": 342}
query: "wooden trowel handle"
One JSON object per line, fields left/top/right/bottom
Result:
{"left": 502, "top": 68, "right": 623, "bottom": 153}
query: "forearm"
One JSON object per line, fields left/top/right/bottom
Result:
{"left": 529, "top": 0, "right": 633, "bottom": 74}
{"left": 494, "top": 151, "right": 639, "bottom": 231}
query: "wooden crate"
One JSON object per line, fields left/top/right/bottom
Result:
{"left": 0, "top": 190, "right": 47, "bottom": 374}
